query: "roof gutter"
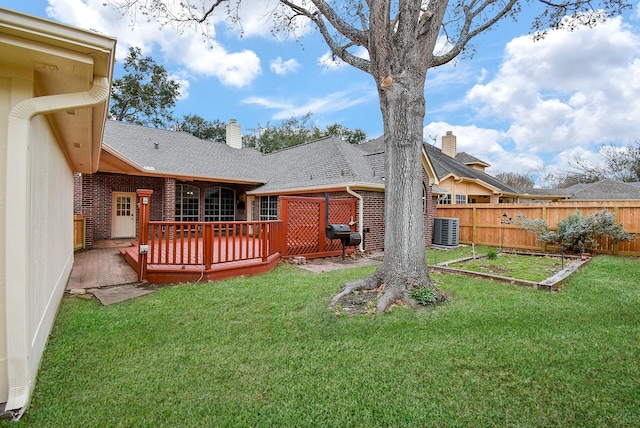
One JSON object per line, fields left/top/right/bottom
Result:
{"left": 345, "top": 187, "right": 364, "bottom": 252}
{"left": 247, "top": 182, "right": 385, "bottom": 196}
{"left": 4, "top": 76, "right": 109, "bottom": 418}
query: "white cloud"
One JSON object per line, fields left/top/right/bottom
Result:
{"left": 169, "top": 72, "right": 191, "bottom": 100}
{"left": 318, "top": 51, "right": 349, "bottom": 70}
{"left": 46, "top": 0, "right": 262, "bottom": 88}
{"left": 423, "top": 122, "right": 545, "bottom": 175}
{"left": 317, "top": 46, "right": 369, "bottom": 71}
{"left": 270, "top": 57, "right": 301, "bottom": 75}
{"left": 242, "top": 85, "right": 376, "bottom": 119}
{"left": 231, "top": 0, "right": 315, "bottom": 39}
{"left": 466, "top": 17, "right": 640, "bottom": 155}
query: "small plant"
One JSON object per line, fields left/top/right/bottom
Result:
{"left": 409, "top": 286, "right": 437, "bottom": 306}
{"left": 487, "top": 249, "right": 498, "bottom": 260}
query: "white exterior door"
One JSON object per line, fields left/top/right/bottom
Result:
{"left": 111, "top": 192, "right": 137, "bottom": 238}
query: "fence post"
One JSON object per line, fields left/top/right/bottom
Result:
{"left": 136, "top": 189, "right": 153, "bottom": 282}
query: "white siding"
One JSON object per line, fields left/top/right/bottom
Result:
{"left": 0, "top": 74, "right": 10, "bottom": 404}
{"left": 28, "top": 115, "right": 74, "bottom": 379}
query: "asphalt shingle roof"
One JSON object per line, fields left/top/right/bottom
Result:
{"left": 250, "top": 136, "right": 384, "bottom": 193}
{"left": 567, "top": 179, "right": 640, "bottom": 200}
{"left": 455, "top": 152, "right": 490, "bottom": 167}
{"left": 111, "top": 121, "right": 621, "bottom": 200}
{"left": 422, "top": 143, "right": 516, "bottom": 193}
{"left": 103, "top": 121, "right": 384, "bottom": 193}
{"left": 103, "top": 120, "right": 268, "bottom": 183}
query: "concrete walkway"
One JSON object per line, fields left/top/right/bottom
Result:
{"left": 67, "top": 241, "right": 154, "bottom": 305}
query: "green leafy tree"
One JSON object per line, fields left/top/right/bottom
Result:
{"left": 110, "top": 47, "right": 181, "bottom": 128}
{"left": 174, "top": 114, "right": 227, "bottom": 142}
{"left": 243, "top": 113, "right": 367, "bottom": 153}
{"left": 514, "top": 210, "right": 633, "bottom": 253}
{"left": 320, "top": 124, "right": 368, "bottom": 146}
{"left": 110, "top": 0, "right": 629, "bottom": 312}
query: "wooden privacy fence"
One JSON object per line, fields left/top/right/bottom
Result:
{"left": 436, "top": 201, "right": 640, "bottom": 255}
{"left": 73, "top": 214, "right": 85, "bottom": 251}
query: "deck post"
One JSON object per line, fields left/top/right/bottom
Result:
{"left": 137, "top": 189, "right": 153, "bottom": 282}
{"left": 204, "top": 223, "right": 213, "bottom": 269}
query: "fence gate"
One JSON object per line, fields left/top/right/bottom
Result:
{"left": 280, "top": 196, "right": 357, "bottom": 258}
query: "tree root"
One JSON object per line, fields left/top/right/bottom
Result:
{"left": 329, "top": 268, "right": 446, "bottom": 314}
{"left": 328, "top": 272, "right": 383, "bottom": 308}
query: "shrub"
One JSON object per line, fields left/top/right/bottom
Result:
{"left": 487, "top": 249, "right": 498, "bottom": 259}
{"left": 514, "top": 209, "right": 633, "bottom": 253}
{"left": 409, "top": 287, "right": 437, "bottom": 306}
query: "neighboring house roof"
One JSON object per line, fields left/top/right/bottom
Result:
{"left": 566, "top": 179, "right": 640, "bottom": 200}
{"left": 422, "top": 143, "right": 516, "bottom": 194}
{"left": 455, "top": 152, "right": 490, "bottom": 168}
{"left": 249, "top": 136, "right": 385, "bottom": 195}
{"left": 102, "top": 120, "right": 267, "bottom": 184}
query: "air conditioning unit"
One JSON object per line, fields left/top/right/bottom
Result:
{"left": 433, "top": 217, "right": 459, "bottom": 246}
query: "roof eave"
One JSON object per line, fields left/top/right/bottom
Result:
{"left": 247, "top": 182, "right": 385, "bottom": 196}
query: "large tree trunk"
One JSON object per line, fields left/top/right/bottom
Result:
{"left": 330, "top": 77, "right": 444, "bottom": 313}
{"left": 327, "top": 1, "right": 449, "bottom": 313}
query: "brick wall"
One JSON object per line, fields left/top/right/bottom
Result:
{"left": 73, "top": 172, "right": 83, "bottom": 214}
{"left": 249, "top": 183, "right": 437, "bottom": 253}
{"left": 78, "top": 172, "right": 165, "bottom": 247}
{"left": 76, "top": 173, "right": 255, "bottom": 248}
{"left": 361, "top": 190, "right": 385, "bottom": 251}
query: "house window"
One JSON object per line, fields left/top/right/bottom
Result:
{"left": 176, "top": 184, "right": 200, "bottom": 221}
{"left": 204, "top": 187, "right": 235, "bottom": 221}
{"left": 437, "top": 194, "right": 451, "bottom": 205}
{"left": 456, "top": 194, "right": 467, "bottom": 204}
{"left": 260, "top": 196, "right": 278, "bottom": 220}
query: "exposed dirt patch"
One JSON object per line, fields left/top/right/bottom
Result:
{"left": 333, "top": 290, "right": 382, "bottom": 315}
{"left": 479, "top": 265, "right": 511, "bottom": 274}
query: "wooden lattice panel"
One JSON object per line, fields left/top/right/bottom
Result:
{"left": 281, "top": 196, "right": 357, "bottom": 257}
{"left": 286, "top": 199, "right": 321, "bottom": 255}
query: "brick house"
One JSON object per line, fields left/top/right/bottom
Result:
{"left": 422, "top": 131, "right": 568, "bottom": 204}
{"left": 76, "top": 120, "right": 440, "bottom": 251}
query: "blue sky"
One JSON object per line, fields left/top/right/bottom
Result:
{"left": 3, "top": 0, "right": 640, "bottom": 185}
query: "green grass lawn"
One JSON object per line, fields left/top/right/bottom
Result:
{"left": 447, "top": 252, "right": 564, "bottom": 282}
{"left": 8, "top": 255, "right": 640, "bottom": 427}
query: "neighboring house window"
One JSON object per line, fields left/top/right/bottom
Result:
{"left": 260, "top": 196, "right": 278, "bottom": 220}
{"left": 438, "top": 194, "right": 451, "bottom": 205}
{"left": 176, "top": 184, "right": 200, "bottom": 221}
{"left": 456, "top": 194, "right": 467, "bottom": 204}
{"left": 422, "top": 183, "right": 427, "bottom": 213}
{"left": 204, "top": 187, "right": 235, "bottom": 221}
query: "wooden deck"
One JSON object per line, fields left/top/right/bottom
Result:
{"left": 122, "top": 191, "right": 360, "bottom": 284}
{"left": 123, "top": 221, "right": 284, "bottom": 283}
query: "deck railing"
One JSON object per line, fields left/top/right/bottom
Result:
{"left": 145, "top": 221, "right": 284, "bottom": 268}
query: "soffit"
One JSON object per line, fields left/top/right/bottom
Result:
{"left": 0, "top": 8, "right": 115, "bottom": 173}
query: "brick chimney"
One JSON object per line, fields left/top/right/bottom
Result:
{"left": 225, "top": 119, "right": 242, "bottom": 149}
{"left": 441, "top": 131, "right": 456, "bottom": 158}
